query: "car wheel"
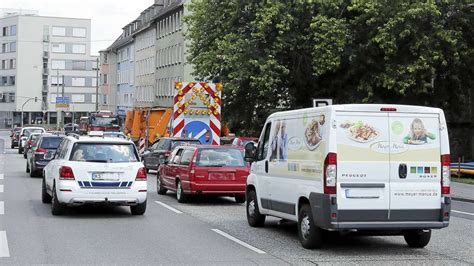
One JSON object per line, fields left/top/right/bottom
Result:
{"left": 26, "top": 162, "right": 30, "bottom": 173}
{"left": 157, "top": 173, "right": 167, "bottom": 195}
{"left": 130, "top": 200, "right": 147, "bottom": 215}
{"left": 235, "top": 195, "right": 245, "bottom": 204}
{"left": 246, "top": 190, "right": 265, "bottom": 227}
{"left": 176, "top": 180, "right": 187, "bottom": 203}
{"left": 29, "top": 167, "right": 37, "bottom": 178}
{"left": 42, "top": 177, "right": 52, "bottom": 203}
{"left": 298, "top": 204, "right": 323, "bottom": 249}
{"left": 51, "top": 184, "right": 66, "bottom": 215}
{"left": 10, "top": 142, "right": 14, "bottom": 149}
{"left": 404, "top": 229, "right": 431, "bottom": 248}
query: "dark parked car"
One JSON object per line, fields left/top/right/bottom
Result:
{"left": 23, "top": 133, "right": 46, "bottom": 159}
{"left": 26, "top": 134, "right": 64, "bottom": 177}
{"left": 142, "top": 137, "right": 201, "bottom": 172}
{"left": 10, "top": 127, "right": 22, "bottom": 148}
{"left": 64, "top": 123, "right": 79, "bottom": 134}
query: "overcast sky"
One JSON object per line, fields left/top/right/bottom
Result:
{"left": 1, "top": 0, "right": 153, "bottom": 55}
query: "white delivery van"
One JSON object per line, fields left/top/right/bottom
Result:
{"left": 244, "top": 104, "right": 451, "bottom": 249}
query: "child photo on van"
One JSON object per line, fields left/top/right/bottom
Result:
{"left": 403, "top": 118, "right": 436, "bottom": 145}
{"left": 270, "top": 120, "right": 288, "bottom": 161}
{"left": 270, "top": 121, "right": 281, "bottom": 161}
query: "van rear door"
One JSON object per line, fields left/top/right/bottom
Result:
{"left": 388, "top": 113, "right": 442, "bottom": 221}
{"left": 336, "top": 112, "right": 390, "bottom": 222}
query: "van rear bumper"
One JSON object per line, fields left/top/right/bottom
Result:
{"left": 309, "top": 192, "right": 450, "bottom": 231}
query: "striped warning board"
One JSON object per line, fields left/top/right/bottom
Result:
{"left": 173, "top": 82, "right": 222, "bottom": 145}
{"left": 138, "top": 137, "right": 146, "bottom": 155}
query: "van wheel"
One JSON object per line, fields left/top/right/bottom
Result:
{"left": 42, "top": 178, "right": 52, "bottom": 203}
{"left": 235, "top": 195, "right": 245, "bottom": 203}
{"left": 404, "top": 229, "right": 431, "bottom": 248}
{"left": 298, "top": 204, "right": 323, "bottom": 249}
{"left": 246, "top": 190, "right": 265, "bottom": 227}
{"left": 51, "top": 185, "right": 66, "bottom": 215}
{"left": 130, "top": 201, "right": 147, "bottom": 215}
{"left": 157, "top": 173, "right": 167, "bottom": 195}
{"left": 176, "top": 180, "right": 187, "bottom": 203}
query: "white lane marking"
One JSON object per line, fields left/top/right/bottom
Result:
{"left": 452, "top": 210, "right": 474, "bottom": 216}
{"left": 0, "top": 185, "right": 3, "bottom": 193}
{"left": 0, "top": 231, "right": 10, "bottom": 257}
{"left": 0, "top": 174, "right": 3, "bottom": 180}
{"left": 0, "top": 202, "right": 3, "bottom": 215}
{"left": 155, "top": 201, "right": 183, "bottom": 214}
{"left": 211, "top": 229, "right": 266, "bottom": 254}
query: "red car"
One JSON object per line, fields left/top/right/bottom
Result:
{"left": 158, "top": 145, "right": 249, "bottom": 203}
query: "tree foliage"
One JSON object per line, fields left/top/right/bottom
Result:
{"left": 185, "top": 0, "right": 473, "bottom": 135}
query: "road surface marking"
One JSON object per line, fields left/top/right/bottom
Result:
{"left": 0, "top": 231, "right": 10, "bottom": 257}
{"left": 0, "top": 202, "right": 3, "bottom": 215}
{"left": 155, "top": 201, "right": 183, "bottom": 214}
{"left": 452, "top": 210, "right": 474, "bottom": 216}
{"left": 0, "top": 185, "right": 3, "bottom": 193}
{"left": 211, "top": 229, "right": 266, "bottom": 254}
{"left": 0, "top": 174, "right": 3, "bottom": 180}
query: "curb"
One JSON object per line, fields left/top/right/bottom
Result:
{"left": 452, "top": 197, "right": 474, "bottom": 204}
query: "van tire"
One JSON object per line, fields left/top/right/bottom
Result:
{"left": 298, "top": 204, "right": 323, "bottom": 249}
{"left": 176, "top": 180, "right": 187, "bottom": 203}
{"left": 157, "top": 173, "right": 167, "bottom": 195}
{"left": 130, "top": 201, "right": 147, "bottom": 215}
{"left": 404, "top": 229, "right": 431, "bottom": 248}
{"left": 42, "top": 178, "right": 52, "bottom": 203}
{"left": 246, "top": 190, "right": 265, "bottom": 227}
{"left": 51, "top": 185, "right": 66, "bottom": 215}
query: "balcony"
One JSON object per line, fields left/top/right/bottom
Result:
{"left": 43, "top": 51, "right": 49, "bottom": 58}
{"left": 43, "top": 68, "right": 49, "bottom": 75}
{"left": 43, "top": 35, "right": 50, "bottom": 42}
{"left": 42, "top": 84, "right": 48, "bottom": 92}
{"left": 41, "top": 102, "right": 48, "bottom": 111}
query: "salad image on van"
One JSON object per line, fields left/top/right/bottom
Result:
{"left": 403, "top": 118, "right": 436, "bottom": 145}
{"left": 340, "top": 120, "right": 379, "bottom": 143}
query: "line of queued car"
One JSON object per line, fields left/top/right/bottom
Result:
{"left": 10, "top": 127, "right": 254, "bottom": 217}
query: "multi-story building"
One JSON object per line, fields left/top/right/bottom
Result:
{"left": 100, "top": 0, "right": 194, "bottom": 114}
{"left": 0, "top": 9, "right": 100, "bottom": 128}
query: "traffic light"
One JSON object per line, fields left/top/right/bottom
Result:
{"left": 34, "top": 97, "right": 38, "bottom": 102}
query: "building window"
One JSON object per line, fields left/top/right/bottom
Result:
{"left": 72, "top": 61, "right": 86, "bottom": 70}
{"left": 1, "top": 43, "right": 8, "bottom": 53}
{"left": 10, "top": 59, "right": 15, "bottom": 69}
{"left": 9, "top": 92, "right": 15, "bottom": 102}
{"left": 10, "top": 25, "right": 16, "bottom": 36}
{"left": 2, "top": 27, "right": 7, "bottom": 36}
{"left": 9, "top": 76, "right": 15, "bottom": 85}
{"left": 10, "top": 42, "right": 16, "bottom": 52}
{"left": 1, "top": 60, "right": 5, "bottom": 69}
{"left": 52, "top": 43, "right": 66, "bottom": 53}
{"left": 103, "top": 53, "right": 108, "bottom": 64}
{"left": 71, "top": 94, "right": 85, "bottom": 103}
{"left": 103, "top": 94, "right": 108, "bottom": 104}
{"left": 1, "top": 76, "right": 7, "bottom": 85}
{"left": 103, "top": 74, "right": 108, "bottom": 84}
{"left": 52, "top": 27, "right": 66, "bottom": 36}
{"left": 72, "top": 44, "right": 86, "bottom": 54}
{"left": 72, "top": 28, "right": 86, "bottom": 37}
{"left": 52, "top": 60, "right": 66, "bottom": 70}
{"left": 51, "top": 76, "right": 63, "bottom": 86}
{"left": 71, "top": 77, "right": 85, "bottom": 86}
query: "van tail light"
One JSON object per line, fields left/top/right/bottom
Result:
{"left": 35, "top": 148, "right": 47, "bottom": 155}
{"left": 135, "top": 167, "right": 147, "bottom": 181}
{"left": 59, "top": 166, "right": 75, "bottom": 180}
{"left": 324, "top": 153, "right": 337, "bottom": 194}
{"left": 380, "top": 107, "right": 397, "bottom": 112}
{"left": 441, "top": 154, "right": 450, "bottom": 195}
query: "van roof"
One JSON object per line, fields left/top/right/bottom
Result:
{"left": 268, "top": 104, "right": 443, "bottom": 119}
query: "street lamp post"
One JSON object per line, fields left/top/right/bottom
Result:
{"left": 20, "top": 97, "right": 35, "bottom": 128}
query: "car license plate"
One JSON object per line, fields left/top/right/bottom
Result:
{"left": 91, "top": 172, "right": 119, "bottom": 181}
{"left": 209, "top": 172, "right": 235, "bottom": 181}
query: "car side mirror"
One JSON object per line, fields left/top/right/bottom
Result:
{"left": 44, "top": 151, "right": 55, "bottom": 160}
{"left": 244, "top": 142, "right": 257, "bottom": 162}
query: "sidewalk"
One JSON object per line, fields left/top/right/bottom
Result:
{"left": 451, "top": 181, "right": 474, "bottom": 203}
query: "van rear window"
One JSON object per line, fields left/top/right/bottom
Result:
{"left": 196, "top": 148, "right": 245, "bottom": 167}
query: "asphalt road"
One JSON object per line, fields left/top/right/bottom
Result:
{"left": 0, "top": 131, "right": 473, "bottom": 265}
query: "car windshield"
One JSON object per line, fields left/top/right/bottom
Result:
{"left": 171, "top": 140, "right": 201, "bottom": 150}
{"left": 41, "top": 137, "right": 64, "bottom": 149}
{"left": 90, "top": 117, "right": 119, "bottom": 127}
{"left": 196, "top": 148, "right": 245, "bottom": 167}
{"left": 24, "top": 129, "right": 43, "bottom": 137}
{"left": 70, "top": 143, "right": 138, "bottom": 163}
